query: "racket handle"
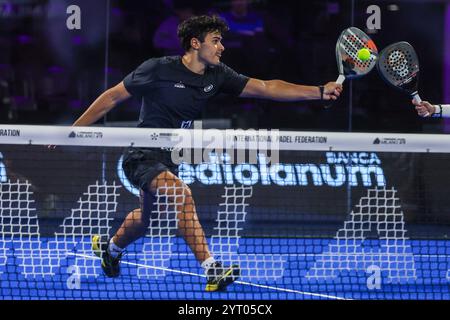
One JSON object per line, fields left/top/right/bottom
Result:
{"left": 324, "top": 75, "right": 345, "bottom": 109}
{"left": 412, "top": 92, "right": 422, "bottom": 104}
{"left": 412, "top": 93, "right": 429, "bottom": 117}
{"left": 336, "top": 74, "right": 346, "bottom": 85}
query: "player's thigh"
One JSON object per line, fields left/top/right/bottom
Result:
{"left": 149, "top": 171, "right": 191, "bottom": 199}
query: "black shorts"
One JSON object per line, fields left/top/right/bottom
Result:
{"left": 122, "top": 147, "right": 178, "bottom": 191}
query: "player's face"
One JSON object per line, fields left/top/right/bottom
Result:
{"left": 198, "top": 31, "right": 224, "bottom": 66}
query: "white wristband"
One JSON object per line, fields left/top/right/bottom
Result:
{"left": 441, "top": 104, "right": 450, "bottom": 118}
{"left": 432, "top": 104, "right": 442, "bottom": 118}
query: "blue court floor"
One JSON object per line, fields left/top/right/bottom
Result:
{"left": 0, "top": 237, "right": 449, "bottom": 300}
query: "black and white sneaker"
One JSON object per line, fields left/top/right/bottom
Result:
{"left": 91, "top": 235, "right": 122, "bottom": 278}
{"left": 205, "top": 262, "right": 240, "bottom": 292}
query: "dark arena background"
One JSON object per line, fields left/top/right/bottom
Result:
{"left": 0, "top": 0, "right": 449, "bottom": 306}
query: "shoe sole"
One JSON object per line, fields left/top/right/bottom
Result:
{"left": 205, "top": 265, "right": 240, "bottom": 292}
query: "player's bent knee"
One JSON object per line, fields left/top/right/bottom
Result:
{"left": 149, "top": 171, "right": 192, "bottom": 198}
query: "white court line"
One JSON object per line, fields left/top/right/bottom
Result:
{"left": 6, "top": 252, "right": 450, "bottom": 259}
{"left": 130, "top": 253, "right": 450, "bottom": 259}
{"left": 71, "top": 253, "right": 350, "bottom": 300}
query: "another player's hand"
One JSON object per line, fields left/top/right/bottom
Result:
{"left": 412, "top": 100, "right": 434, "bottom": 117}
{"left": 323, "top": 82, "right": 343, "bottom": 101}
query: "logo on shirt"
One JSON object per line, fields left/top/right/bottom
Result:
{"left": 180, "top": 121, "right": 193, "bottom": 129}
{"left": 203, "top": 84, "right": 214, "bottom": 93}
{"left": 174, "top": 82, "right": 185, "bottom": 89}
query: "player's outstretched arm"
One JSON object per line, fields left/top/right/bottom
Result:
{"left": 73, "top": 82, "right": 131, "bottom": 126}
{"left": 239, "top": 78, "right": 342, "bottom": 102}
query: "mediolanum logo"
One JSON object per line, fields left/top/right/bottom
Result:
{"left": 68, "top": 131, "right": 103, "bottom": 138}
{"left": 119, "top": 151, "right": 387, "bottom": 196}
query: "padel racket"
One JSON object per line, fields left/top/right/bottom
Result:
{"left": 377, "top": 41, "right": 423, "bottom": 108}
{"left": 334, "top": 27, "right": 378, "bottom": 84}
{"left": 325, "top": 27, "right": 378, "bottom": 108}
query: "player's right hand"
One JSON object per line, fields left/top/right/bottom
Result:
{"left": 412, "top": 100, "right": 435, "bottom": 117}
{"left": 323, "top": 82, "right": 343, "bottom": 101}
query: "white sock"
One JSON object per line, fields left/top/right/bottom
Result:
{"left": 201, "top": 257, "right": 216, "bottom": 273}
{"left": 108, "top": 239, "right": 124, "bottom": 258}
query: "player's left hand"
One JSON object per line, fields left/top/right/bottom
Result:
{"left": 323, "top": 82, "right": 343, "bottom": 101}
{"left": 412, "top": 100, "right": 434, "bottom": 117}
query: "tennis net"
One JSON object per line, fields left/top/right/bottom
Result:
{"left": 0, "top": 125, "right": 449, "bottom": 300}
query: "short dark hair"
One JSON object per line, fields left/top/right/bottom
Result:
{"left": 177, "top": 15, "right": 229, "bottom": 52}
